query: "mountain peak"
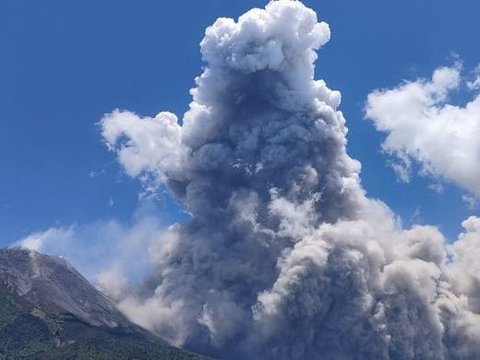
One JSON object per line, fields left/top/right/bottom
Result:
{"left": 0, "top": 246, "right": 127, "bottom": 328}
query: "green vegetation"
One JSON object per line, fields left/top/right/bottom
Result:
{"left": 0, "top": 285, "right": 207, "bottom": 360}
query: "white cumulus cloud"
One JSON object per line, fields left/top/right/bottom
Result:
{"left": 365, "top": 63, "right": 480, "bottom": 198}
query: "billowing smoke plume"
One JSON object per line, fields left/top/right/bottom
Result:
{"left": 101, "top": 1, "right": 480, "bottom": 359}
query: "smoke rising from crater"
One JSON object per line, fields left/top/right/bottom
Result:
{"left": 101, "top": 1, "right": 480, "bottom": 359}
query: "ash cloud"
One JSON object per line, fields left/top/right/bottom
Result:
{"left": 101, "top": 1, "right": 480, "bottom": 359}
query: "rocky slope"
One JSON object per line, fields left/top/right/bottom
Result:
{"left": 0, "top": 247, "right": 207, "bottom": 360}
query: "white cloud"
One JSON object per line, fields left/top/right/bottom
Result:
{"left": 467, "top": 64, "right": 480, "bottom": 90}
{"left": 365, "top": 63, "right": 480, "bottom": 197}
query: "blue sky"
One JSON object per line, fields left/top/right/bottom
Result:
{"left": 1, "top": 0, "right": 479, "bottom": 247}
